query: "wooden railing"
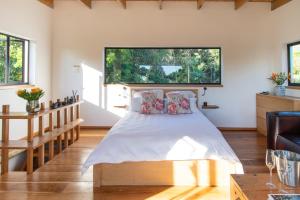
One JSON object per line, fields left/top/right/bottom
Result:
{"left": 0, "top": 96, "right": 83, "bottom": 174}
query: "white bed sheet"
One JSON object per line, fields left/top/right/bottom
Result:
{"left": 82, "top": 110, "right": 244, "bottom": 174}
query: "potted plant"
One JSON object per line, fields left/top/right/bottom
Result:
{"left": 268, "top": 72, "right": 290, "bottom": 96}
{"left": 17, "top": 87, "right": 45, "bottom": 113}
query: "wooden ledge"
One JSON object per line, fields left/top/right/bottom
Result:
{"left": 0, "top": 84, "right": 35, "bottom": 90}
{"left": 0, "top": 101, "right": 84, "bottom": 119}
{"left": 287, "top": 86, "right": 300, "bottom": 90}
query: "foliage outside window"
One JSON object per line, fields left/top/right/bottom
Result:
{"left": 288, "top": 41, "right": 300, "bottom": 86}
{"left": 105, "top": 47, "right": 221, "bottom": 85}
{"left": 0, "top": 33, "right": 29, "bottom": 85}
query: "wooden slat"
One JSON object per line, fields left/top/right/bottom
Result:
{"left": 38, "top": 115, "right": 45, "bottom": 167}
{"left": 1, "top": 105, "right": 10, "bottom": 175}
{"left": 48, "top": 101, "right": 54, "bottom": 160}
{"left": 197, "top": 0, "right": 204, "bottom": 9}
{"left": 119, "top": 0, "right": 126, "bottom": 9}
{"left": 80, "top": 0, "right": 92, "bottom": 8}
{"left": 64, "top": 108, "right": 69, "bottom": 149}
{"left": 70, "top": 106, "right": 75, "bottom": 145}
{"left": 57, "top": 109, "right": 62, "bottom": 153}
{"left": 235, "top": 0, "right": 247, "bottom": 9}
{"left": 271, "top": 0, "right": 292, "bottom": 11}
{"left": 38, "top": 0, "right": 54, "bottom": 8}
{"left": 26, "top": 148, "right": 33, "bottom": 174}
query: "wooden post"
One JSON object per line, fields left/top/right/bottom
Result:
{"left": 27, "top": 118, "right": 34, "bottom": 174}
{"left": 48, "top": 101, "right": 54, "bottom": 160}
{"left": 57, "top": 107, "right": 62, "bottom": 153}
{"left": 40, "top": 102, "right": 45, "bottom": 111}
{"left": 75, "top": 95, "right": 80, "bottom": 141}
{"left": 1, "top": 105, "right": 9, "bottom": 175}
{"left": 38, "top": 103, "right": 45, "bottom": 167}
{"left": 64, "top": 108, "right": 68, "bottom": 148}
{"left": 26, "top": 147, "right": 34, "bottom": 174}
{"left": 27, "top": 118, "right": 34, "bottom": 142}
{"left": 70, "top": 106, "right": 74, "bottom": 144}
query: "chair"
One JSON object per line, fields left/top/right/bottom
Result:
{"left": 266, "top": 111, "right": 300, "bottom": 154}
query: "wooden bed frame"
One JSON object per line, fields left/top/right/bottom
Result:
{"left": 93, "top": 88, "right": 240, "bottom": 187}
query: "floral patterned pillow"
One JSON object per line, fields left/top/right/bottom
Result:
{"left": 167, "top": 93, "right": 192, "bottom": 115}
{"left": 140, "top": 92, "right": 164, "bottom": 114}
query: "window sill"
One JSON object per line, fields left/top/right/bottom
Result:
{"left": 0, "top": 84, "right": 35, "bottom": 90}
{"left": 287, "top": 86, "right": 300, "bottom": 90}
{"left": 104, "top": 84, "right": 223, "bottom": 88}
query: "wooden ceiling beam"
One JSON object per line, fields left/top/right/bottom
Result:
{"left": 80, "top": 0, "right": 92, "bottom": 9}
{"left": 38, "top": 0, "right": 54, "bottom": 9}
{"left": 271, "top": 0, "right": 292, "bottom": 11}
{"left": 159, "top": 0, "right": 163, "bottom": 10}
{"left": 119, "top": 0, "right": 127, "bottom": 9}
{"left": 235, "top": 0, "right": 247, "bottom": 10}
{"left": 197, "top": 0, "right": 204, "bottom": 9}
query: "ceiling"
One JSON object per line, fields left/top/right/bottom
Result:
{"left": 38, "top": 0, "right": 292, "bottom": 11}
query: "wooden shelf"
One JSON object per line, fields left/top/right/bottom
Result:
{"left": 202, "top": 105, "right": 219, "bottom": 109}
{"left": 0, "top": 101, "right": 83, "bottom": 119}
{"left": 0, "top": 97, "right": 83, "bottom": 175}
{"left": 0, "top": 119, "right": 83, "bottom": 149}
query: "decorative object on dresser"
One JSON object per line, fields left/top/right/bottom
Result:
{"left": 268, "top": 72, "right": 290, "bottom": 96}
{"left": 230, "top": 174, "right": 300, "bottom": 200}
{"left": 256, "top": 93, "right": 300, "bottom": 136}
{"left": 0, "top": 95, "right": 83, "bottom": 175}
{"left": 17, "top": 87, "right": 45, "bottom": 113}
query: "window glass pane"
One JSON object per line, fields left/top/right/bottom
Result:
{"left": 0, "top": 34, "right": 7, "bottom": 84}
{"left": 8, "top": 37, "right": 24, "bottom": 83}
{"left": 289, "top": 44, "right": 300, "bottom": 84}
{"left": 105, "top": 48, "right": 221, "bottom": 84}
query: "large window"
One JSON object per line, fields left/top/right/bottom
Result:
{"left": 288, "top": 41, "right": 300, "bottom": 86}
{"left": 105, "top": 47, "right": 221, "bottom": 85}
{"left": 0, "top": 33, "right": 29, "bottom": 85}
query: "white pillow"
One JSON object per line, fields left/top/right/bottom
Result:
{"left": 129, "top": 97, "right": 142, "bottom": 112}
{"left": 164, "top": 97, "right": 199, "bottom": 113}
{"left": 166, "top": 91, "right": 196, "bottom": 99}
{"left": 133, "top": 90, "right": 164, "bottom": 99}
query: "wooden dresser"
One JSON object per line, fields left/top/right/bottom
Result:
{"left": 256, "top": 93, "right": 300, "bottom": 135}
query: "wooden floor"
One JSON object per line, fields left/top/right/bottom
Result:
{"left": 0, "top": 130, "right": 267, "bottom": 200}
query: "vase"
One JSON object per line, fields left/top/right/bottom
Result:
{"left": 274, "top": 85, "right": 286, "bottom": 96}
{"left": 26, "top": 100, "right": 40, "bottom": 113}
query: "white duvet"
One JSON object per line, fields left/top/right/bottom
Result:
{"left": 82, "top": 110, "right": 244, "bottom": 174}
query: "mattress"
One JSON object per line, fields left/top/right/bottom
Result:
{"left": 82, "top": 110, "right": 244, "bottom": 174}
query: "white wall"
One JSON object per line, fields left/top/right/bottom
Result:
{"left": 0, "top": 0, "right": 53, "bottom": 139}
{"left": 269, "top": 0, "right": 300, "bottom": 97}
{"left": 51, "top": 1, "right": 297, "bottom": 128}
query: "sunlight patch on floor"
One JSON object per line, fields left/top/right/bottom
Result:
{"left": 145, "top": 186, "right": 229, "bottom": 200}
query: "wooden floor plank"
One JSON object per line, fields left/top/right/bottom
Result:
{"left": 0, "top": 129, "right": 267, "bottom": 199}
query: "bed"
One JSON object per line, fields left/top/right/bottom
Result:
{"left": 82, "top": 89, "right": 243, "bottom": 187}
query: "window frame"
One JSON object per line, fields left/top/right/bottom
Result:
{"left": 104, "top": 47, "right": 222, "bottom": 86}
{"left": 288, "top": 41, "right": 300, "bottom": 86}
{"left": 0, "top": 32, "right": 30, "bottom": 86}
